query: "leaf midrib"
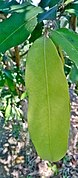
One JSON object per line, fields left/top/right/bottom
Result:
{"left": 44, "top": 37, "right": 51, "bottom": 155}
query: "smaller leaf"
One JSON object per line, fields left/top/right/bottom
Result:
{"left": 58, "top": 28, "right": 78, "bottom": 51}
{"left": 39, "top": 0, "right": 51, "bottom": 8}
{"left": 51, "top": 164, "right": 58, "bottom": 175}
{"left": 0, "top": 0, "right": 19, "bottom": 14}
{"left": 64, "top": 0, "right": 74, "bottom": 6}
{"left": 8, "top": 1, "right": 31, "bottom": 13}
{"left": 21, "top": 91, "right": 27, "bottom": 100}
{"left": 38, "top": 5, "right": 57, "bottom": 22}
{"left": 50, "top": 28, "right": 78, "bottom": 67}
{"left": 65, "top": 2, "right": 78, "bottom": 16}
{"left": 4, "top": 69, "right": 16, "bottom": 92}
{"left": 6, "top": 78, "right": 16, "bottom": 92}
{"left": 5, "top": 99, "right": 11, "bottom": 119}
{"left": 29, "top": 22, "right": 43, "bottom": 43}
{"left": 0, "top": 1, "right": 29, "bottom": 14}
{"left": 49, "top": 0, "right": 62, "bottom": 7}
{"left": 69, "top": 64, "right": 78, "bottom": 83}
{"left": 4, "top": 69, "right": 14, "bottom": 80}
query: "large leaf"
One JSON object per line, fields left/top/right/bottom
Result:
{"left": 50, "top": 28, "right": 78, "bottom": 67}
{"left": 0, "top": 5, "right": 42, "bottom": 53}
{"left": 25, "top": 36, "right": 70, "bottom": 161}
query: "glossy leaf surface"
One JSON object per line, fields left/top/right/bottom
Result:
{"left": 0, "top": 5, "right": 42, "bottom": 53}
{"left": 26, "top": 36, "right": 70, "bottom": 161}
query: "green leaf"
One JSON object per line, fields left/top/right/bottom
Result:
{"left": 0, "top": 70, "right": 5, "bottom": 87}
{"left": 6, "top": 78, "right": 16, "bottom": 92}
{"left": 65, "top": 2, "right": 78, "bottom": 16}
{"left": 39, "top": 0, "right": 52, "bottom": 8}
{"left": 69, "top": 64, "right": 78, "bottom": 83}
{"left": 0, "top": 0, "right": 19, "bottom": 15}
{"left": 49, "top": 0, "right": 62, "bottom": 7}
{"left": 64, "top": 0, "right": 74, "bottom": 6}
{"left": 39, "top": 0, "right": 62, "bottom": 8}
{"left": 4, "top": 69, "right": 16, "bottom": 92}
{"left": 29, "top": 22, "right": 43, "bottom": 43}
{"left": 7, "top": 2, "right": 31, "bottom": 13}
{"left": 26, "top": 36, "right": 70, "bottom": 161}
{"left": 51, "top": 164, "right": 58, "bottom": 174}
{"left": 50, "top": 28, "right": 78, "bottom": 67}
{"left": 3, "top": 69, "right": 14, "bottom": 80}
{"left": 5, "top": 99, "right": 11, "bottom": 119}
{"left": 64, "top": 57, "right": 72, "bottom": 76}
{"left": 0, "top": 1, "right": 29, "bottom": 13}
{"left": 38, "top": 5, "right": 57, "bottom": 22}
{"left": 21, "top": 91, "right": 27, "bottom": 100}
{"left": 0, "top": 5, "right": 42, "bottom": 53}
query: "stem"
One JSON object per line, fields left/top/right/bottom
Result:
{"left": 14, "top": 46, "right": 20, "bottom": 67}
{"left": 69, "top": 15, "right": 77, "bottom": 32}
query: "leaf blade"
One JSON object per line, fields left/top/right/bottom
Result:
{"left": 50, "top": 28, "right": 78, "bottom": 67}
{"left": 38, "top": 5, "right": 57, "bottom": 22}
{"left": 0, "top": 5, "right": 42, "bottom": 53}
{"left": 65, "top": 2, "right": 78, "bottom": 16}
{"left": 26, "top": 36, "right": 70, "bottom": 161}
